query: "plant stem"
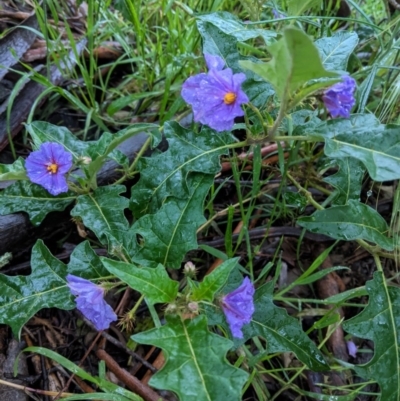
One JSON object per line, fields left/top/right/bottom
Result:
{"left": 287, "top": 172, "right": 324, "bottom": 210}
{"left": 0, "top": 377, "right": 75, "bottom": 397}
{"left": 113, "top": 136, "right": 152, "bottom": 186}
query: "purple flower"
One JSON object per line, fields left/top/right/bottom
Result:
{"left": 323, "top": 76, "right": 356, "bottom": 118}
{"left": 272, "top": 9, "right": 285, "bottom": 19}
{"left": 25, "top": 142, "right": 72, "bottom": 196}
{"left": 181, "top": 54, "right": 249, "bottom": 132}
{"left": 221, "top": 277, "right": 255, "bottom": 339}
{"left": 66, "top": 274, "right": 117, "bottom": 331}
{"left": 346, "top": 340, "right": 358, "bottom": 358}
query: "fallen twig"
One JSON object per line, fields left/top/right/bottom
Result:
{"left": 96, "top": 349, "right": 164, "bottom": 401}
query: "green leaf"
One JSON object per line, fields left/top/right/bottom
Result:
{"left": 0, "top": 241, "right": 73, "bottom": 338}
{"left": 85, "top": 124, "right": 159, "bottom": 178}
{"left": 68, "top": 240, "right": 110, "bottom": 278}
{"left": 26, "top": 121, "right": 90, "bottom": 160}
{"left": 129, "top": 174, "right": 213, "bottom": 268}
{"left": 22, "top": 347, "right": 142, "bottom": 401}
{"left": 239, "top": 27, "right": 338, "bottom": 100}
{"left": 192, "top": 258, "right": 239, "bottom": 302}
{"left": 101, "top": 258, "right": 179, "bottom": 304}
{"left": 197, "top": 12, "right": 276, "bottom": 44}
{"left": 245, "top": 282, "right": 328, "bottom": 371}
{"left": 343, "top": 271, "right": 400, "bottom": 401}
{"left": 206, "top": 278, "right": 328, "bottom": 371}
{"left": 196, "top": 19, "right": 275, "bottom": 108}
{"left": 315, "top": 32, "right": 359, "bottom": 71}
{"left": 324, "top": 158, "right": 365, "bottom": 205}
{"left": 71, "top": 186, "right": 129, "bottom": 245}
{"left": 130, "top": 122, "right": 232, "bottom": 217}
{"left": 26, "top": 121, "right": 159, "bottom": 180}
{"left": 132, "top": 314, "right": 248, "bottom": 401}
{"left": 0, "top": 157, "right": 27, "bottom": 181}
{"left": 310, "top": 114, "right": 400, "bottom": 182}
{"left": 297, "top": 200, "right": 393, "bottom": 250}
{"left": 0, "top": 240, "right": 115, "bottom": 338}
{"left": 0, "top": 181, "right": 75, "bottom": 225}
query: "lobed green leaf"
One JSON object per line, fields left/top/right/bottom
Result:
{"left": 0, "top": 180, "right": 75, "bottom": 225}
{"left": 315, "top": 31, "right": 359, "bottom": 71}
{"left": 298, "top": 200, "right": 393, "bottom": 250}
{"left": 0, "top": 241, "right": 73, "bottom": 338}
{"left": 129, "top": 173, "right": 213, "bottom": 268}
{"left": 101, "top": 259, "right": 179, "bottom": 304}
{"left": 308, "top": 114, "right": 400, "bottom": 182}
{"left": 0, "top": 241, "right": 116, "bottom": 338}
{"left": 0, "top": 157, "right": 27, "bottom": 181}
{"left": 71, "top": 185, "right": 129, "bottom": 245}
{"left": 244, "top": 282, "right": 329, "bottom": 371}
{"left": 324, "top": 158, "right": 365, "bottom": 205}
{"left": 130, "top": 122, "right": 234, "bottom": 217}
{"left": 133, "top": 314, "right": 248, "bottom": 401}
{"left": 26, "top": 121, "right": 90, "bottom": 160}
{"left": 191, "top": 258, "right": 239, "bottom": 302}
{"left": 206, "top": 279, "right": 328, "bottom": 371}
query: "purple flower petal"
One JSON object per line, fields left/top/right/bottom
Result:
{"left": 66, "top": 274, "right": 117, "bottom": 331}
{"left": 221, "top": 277, "right": 255, "bottom": 339}
{"left": 181, "top": 54, "right": 249, "bottom": 132}
{"left": 272, "top": 9, "right": 285, "bottom": 19}
{"left": 204, "top": 54, "right": 225, "bottom": 71}
{"left": 25, "top": 142, "right": 73, "bottom": 196}
{"left": 323, "top": 76, "right": 356, "bottom": 118}
{"left": 346, "top": 340, "right": 358, "bottom": 358}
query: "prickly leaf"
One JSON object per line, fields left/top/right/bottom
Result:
{"left": 133, "top": 315, "right": 248, "bottom": 401}
{"left": 0, "top": 241, "right": 109, "bottom": 338}
{"left": 0, "top": 180, "right": 75, "bottom": 225}
{"left": 130, "top": 122, "right": 233, "bottom": 217}
{"left": 71, "top": 186, "right": 129, "bottom": 245}
{"left": 101, "top": 259, "right": 179, "bottom": 304}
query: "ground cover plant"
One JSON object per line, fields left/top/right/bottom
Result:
{"left": 1, "top": 0, "right": 400, "bottom": 400}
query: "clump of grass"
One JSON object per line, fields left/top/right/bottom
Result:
{"left": 13, "top": 0, "right": 238, "bottom": 140}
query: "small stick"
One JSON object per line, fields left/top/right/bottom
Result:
{"left": 141, "top": 350, "right": 165, "bottom": 385}
{"left": 0, "top": 378, "right": 75, "bottom": 398}
{"left": 53, "top": 331, "right": 102, "bottom": 401}
{"left": 81, "top": 315, "right": 157, "bottom": 373}
{"left": 96, "top": 349, "right": 164, "bottom": 401}
{"left": 220, "top": 142, "right": 284, "bottom": 172}
{"left": 115, "top": 287, "right": 133, "bottom": 315}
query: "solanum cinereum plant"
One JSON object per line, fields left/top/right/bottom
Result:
{"left": 0, "top": 12, "right": 399, "bottom": 401}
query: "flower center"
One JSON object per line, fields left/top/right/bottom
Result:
{"left": 47, "top": 163, "right": 58, "bottom": 174}
{"left": 224, "top": 92, "right": 236, "bottom": 105}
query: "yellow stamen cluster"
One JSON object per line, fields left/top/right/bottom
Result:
{"left": 47, "top": 163, "right": 58, "bottom": 174}
{"left": 224, "top": 92, "right": 236, "bottom": 105}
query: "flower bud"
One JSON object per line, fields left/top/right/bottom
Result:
{"left": 188, "top": 302, "right": 199, "bottom": 313}
{"left": 183, "top": 261, "right": 197, "bottom": 278}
